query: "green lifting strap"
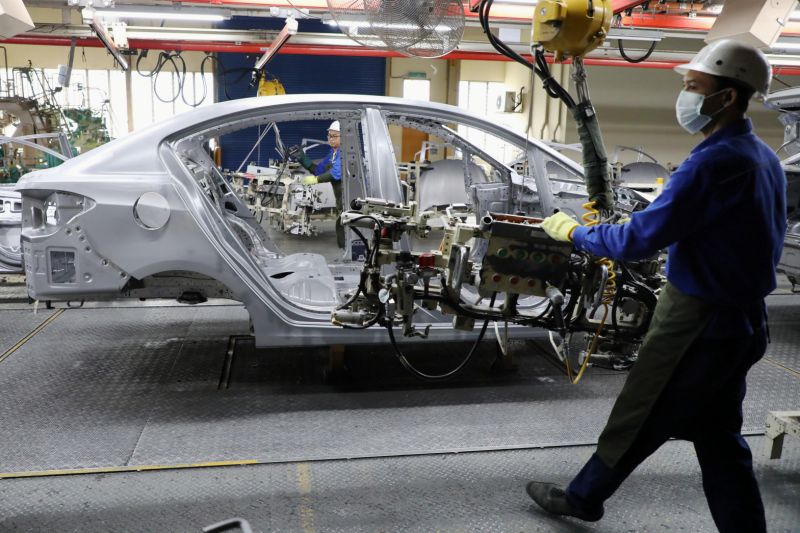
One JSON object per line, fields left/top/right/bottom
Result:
{"left": 571, "top": 101, "right": 614, "bottom": 212}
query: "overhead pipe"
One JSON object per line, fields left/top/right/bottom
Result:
{"left": 94, "top": 0, "right": 800, "bottom": 33}
{"left": 619, "top": 13, "right": 800, "bottom": 36}
{"left": 6, "top": 34, "right": 800, "bottom": 75}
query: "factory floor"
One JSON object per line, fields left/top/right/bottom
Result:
{"left": 0, "top": 277, "right": 798, "bottom": 531}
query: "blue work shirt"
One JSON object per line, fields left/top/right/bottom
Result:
{"left": 315, "top": 148, "right": 342, "bottom": 181}
{"left": 571, "top": 119, "right": 787, "bottom": 338}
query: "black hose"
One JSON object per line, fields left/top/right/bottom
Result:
{"left": 385, "top": 293, "right": 497, "bottom": 382}
{"left": 478, "top": 0, "right": 576, "bottom": 109}
{"left": 617, "top": 39, "right": 657, "bottom": 64}
{"left": 137, "top": 51, "right": 237, "bottom": 106}
{"left": 137, "top": 51, "right": 186, "bottom": 104}
{"left": 479, "top": 0, "right": 534, "bottom": 70}
{"left": 181, "top": 53, "right": 216, "bottom": 108}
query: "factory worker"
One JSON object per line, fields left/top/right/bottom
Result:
{"left": 530, "top": 39, "right": 785, "bottom": 533}
{"left": 289, "top": 121, "right": 344, "bottom": 247}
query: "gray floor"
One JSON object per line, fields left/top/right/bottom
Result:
{"left": 0, "top": 438, "right": 797, "bottom": 532}
{"left": 0, "top": 293, "right": 798, "bottom": 531}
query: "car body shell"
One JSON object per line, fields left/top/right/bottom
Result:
{"left": 17, "top": 94, "right": 596, "bottom": 347}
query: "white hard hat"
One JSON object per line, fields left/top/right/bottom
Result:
{"left": 328, "top": 121, "right": 340, "bottom": 132}
{"left": 674, "top": 39, "right": 771, "bottom": 97}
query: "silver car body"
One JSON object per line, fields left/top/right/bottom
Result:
{"left": 0, "top": 185, "right": 22, "bottom": 273}
{"left": 17, "top": 95, "right": 593, "bottom": 347}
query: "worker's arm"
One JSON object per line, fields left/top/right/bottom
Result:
{"left": 313, "top": 149, "right": 342, "bottom": 183}
{"left": 571, "top": 153, "right": 715, "bottom": 261}
{"left": 297, "top": 154, "right": 314, "bottom": 172}
{"left": 287, "top": 145, "right": 314, "bottom": 171}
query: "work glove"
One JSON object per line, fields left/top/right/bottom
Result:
{"left": 302, "top": 175, "right": 319, "bottom": 186}
{"left": 287, "top": 145, "right": 304, "bottom": 160}
{"left": 541, "top": 211, "right": 579, "bottom": 242}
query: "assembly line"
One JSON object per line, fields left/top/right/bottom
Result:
{"left": 0, "top": 0, "right": 798, "bottom": 531}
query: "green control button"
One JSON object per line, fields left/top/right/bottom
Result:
{"left": 496, "top": 248, "right": 509, "bottom": 258}
{"left": 532, "top": 252, "right": 545, "bottom": 263}
{"left": 513, "top": 249, "right": 528, "bottom": 260}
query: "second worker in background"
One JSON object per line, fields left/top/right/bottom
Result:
{"left": 290, "top": 121, "right": 344, "bottom": 248}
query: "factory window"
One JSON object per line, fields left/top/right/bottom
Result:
{"left": 131, "top": 71, "right": 215, "bottom": 131}
{"left": 403, "top": 79, "right": 430, "bottom": 102}
{"left": 42, "top": 68, "right": 129, "bottom": 141}
{"left": 457, "top": 81, "right": 517, "bottom": 163}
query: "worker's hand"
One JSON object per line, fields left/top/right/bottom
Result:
{"left": 287, "top": 145, "right": 304, "bottom": 160}
{"left": 301, "top": 175, "right": 319, "bottom": 186}
{"left": 541, "top": 212, "right": 579, "bottom": 242}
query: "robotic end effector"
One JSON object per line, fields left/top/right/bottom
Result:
{"left": 532, "top": 0, "right": 615, "bottom": 212}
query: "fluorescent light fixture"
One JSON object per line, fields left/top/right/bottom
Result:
{"left": 771, "top": 40, "right": 800, "bottom": 51}
{"left": 93, "top": 6, "right": 232, "bottom": 22}
{"left": 607, "top": 28, "right": 663, "bottom": 42}
{"left": 327, "top": 20, "right": 456, "bottom": 32}
{"left": 491, "top": 0, "right": 539, "bottom": 5}
{"left": 767, "top": 56, "right": 800, "bottom": 67}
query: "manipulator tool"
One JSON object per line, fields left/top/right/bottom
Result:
{"left": 478, "top": 213, "right": 573, "bottom": 298}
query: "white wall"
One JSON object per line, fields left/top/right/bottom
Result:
{"left": 386, "top": 57, "right": 449, "bottom": 155}
{"left": 0, "top": 43, "right": 212, "bottom": 71}
{"left": 565, "top": 65, "right": 796, "bottom": 167}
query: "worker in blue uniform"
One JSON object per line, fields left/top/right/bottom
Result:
{"left": 529, "top": 39, "right": 786, "bottom": 533}
{"left": 289, "top": 121, "right": 344, "bottom": 247}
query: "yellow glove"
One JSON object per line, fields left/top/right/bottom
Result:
{"left": 302, "top": 175, "right": 319, "bottom": 185}
{"left": 541, "top": 211, "right": 579, "bottom": 242}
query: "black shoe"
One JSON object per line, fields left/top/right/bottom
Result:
{"left": 526, "top": 482, "right": 604, "bottom": 522}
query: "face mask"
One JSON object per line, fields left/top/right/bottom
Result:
{"left": 675, "top": 89, "right": 729, "bottom": 135}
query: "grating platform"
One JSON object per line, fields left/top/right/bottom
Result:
{"left": 0, "top": 437, "right": 797, "bottom": 532}
{"left": 0, "top": 297, "right": 798, "bottom": 476}
{"left": 0, "top": 295, "right": 798, "bottom": 531}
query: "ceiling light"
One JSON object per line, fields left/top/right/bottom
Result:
{"left": 771, "top": 40, "right": 800, "bottom": 51}
{"left": 607, "top": 29, "right": 663, "bottom": 42}
{"left": 92, "top": 6, "right": 232, "bottom": 22}
{"left": 489, "top": 0, "right": 538, "bottom": 5}
{"left": 334, "top": 20, "right": 456, "bottom": 32}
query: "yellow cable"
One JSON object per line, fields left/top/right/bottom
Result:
{"left": 568, "top": 202, "right": 617, "bottom": 384}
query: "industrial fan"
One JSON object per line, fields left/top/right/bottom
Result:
{"left": 326, "top": 0, "right": 465, "bottom": 58}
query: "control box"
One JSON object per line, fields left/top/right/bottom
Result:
{"left": 479, "top": 213, "right": 573, "bottom": 297}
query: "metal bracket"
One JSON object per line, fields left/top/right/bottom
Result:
{"left": 765, "top": 410, "right": 800, "bottom": 459}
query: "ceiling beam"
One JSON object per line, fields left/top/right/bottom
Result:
{"left": 611, "top": 1, "right": 650, "bottom": 14}
{"left": 6, "top": 30, "right": 800, "bottom": 76}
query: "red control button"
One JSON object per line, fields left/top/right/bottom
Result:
{"left": 509, "top": 276, "right": 519, "bottom": 285}
{"left": 550, "top": 254, "right": 562, "bottom": 265}
{"left": 527, "top": 279, "right": 537, "bottom": 288}
{"left": 418, "top": 252, "right": 436, "bottom": 269}
{"left": 492, "top": 274, "right": 502, "bottom": 283}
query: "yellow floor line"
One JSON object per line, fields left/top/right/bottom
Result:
{"left": 296, "top": 463, "right": 317, "bottom": 533}
{"left": 0, "top": 308, "right": 65, "bottom": 365}
{"left": 0, "top": 459, "right": 259, "bottom": 479}
{"left": 763, "top": 357, "right": 800, "bottom": 379}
